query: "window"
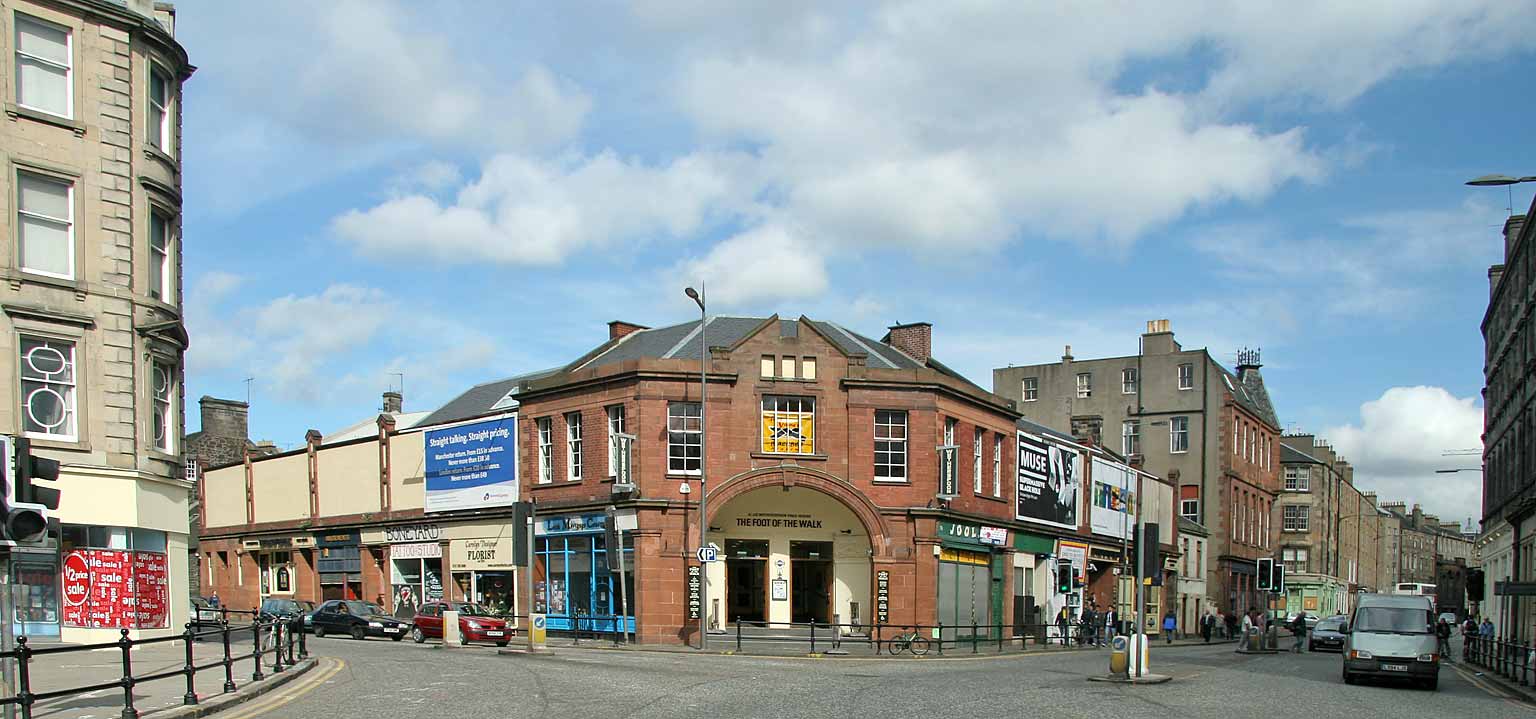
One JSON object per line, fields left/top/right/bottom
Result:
{"left": 1283, "top": 547, "right": 1308, "bottom": 573}
{"left": 607, "top": 405, "right": 626, "bottom": 477}
{"left": 944, "top": 417, "right": 956, "bottom": 446}
{"left": 1022, "top": 378, "right": 1038, "bottom": 402}
{"left": 1232, "top": 419, "right": 1238, "bottom": 456}
{"left": 20, "top": 336, "right": 76, "bottom": 439}
{"left": 536, "top": 418, "right": 553, "bottom": 483}
{"left": 761, "top": 396, "right": 815, "bottom": 455}
{"left": 152, "top": 360, "right": 175, "bottom": 452}
{"left": 973, "top": 427, "right": 984, "bottom": 494}
{"left": 17, "top": 171, "right": 74, "bottom": 279}
{"left": 149, "top": 211, "right": 173, "bottom": 301}
{"left": 15, "top": 14, "right": 71, "bottom": 118}
{"left": 993, "top": 434, "right": 1002, "bottom": 497}
{"left": 1284, "top": 466, "right": 1310, "bottom": 491}
{"left": 565, "top": 412, "right": 583, "bottom": 481}
{"left": 1122, "top": 420, "right": 1140, "bottom": 457}
{"left": 148, "top": 63, "right": 173, "bottom": 154}
{"left": 1122, "top": 367, "right": 1138, "bottom": 394}
{"left": 1169, "top": 416, "right": 1189, "bottom": 453}
{"left": 1180, "top": 498, "right": 1198, "bottom": 519}
{"left": 1177, "top": 363, "right": 1194, "bottom": 390}
{"left": 761, "top": 355, "right": 774, "bottom": 378}
{"left": 1076, "top": 373, "right": 1092, "bottom": 398}
{"left": 874, "top": 410, "right": 907, "bottom": 481}
{"left": 1283, "top": 505, "right": 1309, "bottom": 532}
{"left": 1232, "top": 494, "right": 1239, "bottom": 541}
{"left": 781, "top": 356, "right": 796, "bottom": 379}
{"left": 802, "top": 357, "right": 816, "bottom": 380}
{"left": 667, "top": 402, "right": 702, "bottom": 474}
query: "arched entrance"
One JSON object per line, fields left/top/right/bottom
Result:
{"left": 708, "top": 483, "right": 873, "bottom": 630}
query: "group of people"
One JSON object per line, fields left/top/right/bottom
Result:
{"left": 1056, "top": 599, "right": 1119, "bottom": 646}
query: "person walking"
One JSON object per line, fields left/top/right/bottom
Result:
{"left": 1236, "top": 608, "right": 1255, "bottom": 652}
{"left": 1080, "top": 604, "right": 1097, "bottom": 647}
{"left": 1224, "top": 610, "right": 1238, "bottom": 641}
{"left": 1290, "top": 613, "right": 1307, "bottom": 653}
{"left": 1162, "top": 611, "right": 1177, "bottom": 644}
{"left": 1056, "top": 606, "right": 1070, "bottom": 647}
{"left": 1463, "top": 617, "right": 1477, "bottom": 661}
{"left": 1201, "top": 610, "right": 1214, "bottom": 644}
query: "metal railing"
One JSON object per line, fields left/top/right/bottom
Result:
{"left": 730, "top": 619, "right": 1130, "bottom": 655}
{"left": 1465, "top": 635, "right": 1533, "bottom": 686}
{"left": 0, "top": 608, "right": 307, "bottom": 719}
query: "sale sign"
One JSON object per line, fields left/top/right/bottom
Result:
{"left": 62, "top": 550, "right": 169, "bottom": 629}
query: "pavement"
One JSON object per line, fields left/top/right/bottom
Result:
{"left": 222, "top": 630, "right": 1535, "bottom": 719}
{"left": 13, "top": 632, "right": 313, "bottom": 719}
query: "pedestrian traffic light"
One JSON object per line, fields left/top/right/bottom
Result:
{"left": 1056, "top": 558, "right": 1074, "bottom": 594}
{"left": 1271, "top": 563, "right": 1285, "bottom": 594}
{"left": 2, "top": 436, "right": 60, "bottom": 544}
{"left": 1467, "top": 569, "right": 1485, "bottom": 602}
{"left": 1257, "top": 557, "right": 1274, "bottom": 591}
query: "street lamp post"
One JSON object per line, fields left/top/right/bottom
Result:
{"left": 684, "top": 285, "right": 708, "bottom": 650}
{"left": 1466, "top": 174, "right": 1536, "bottom": 215}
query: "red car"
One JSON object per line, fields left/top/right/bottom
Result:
{"left": 411, "top": 601, "right": 512, "bottom": 646}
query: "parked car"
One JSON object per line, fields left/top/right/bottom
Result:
{"left": 411, "top": 601, "right": 511, "bottom": 646}
{"left": 1309, "top": 615, "right": 1348, "bottom": 652}
{"left": 190, "top": 597, "right": 222, "bottom": 636}
{"left": 1342, "top": 593, "right": 1439, "bottom": 690}
{"left": 310, "top": 600, "right": 408, "bottom": 640}
{"left": 258, "top": 598, "right": 312, "bottom": 622}
{"left": 1285, "top": 612, "right": 1322, "bottom": 630}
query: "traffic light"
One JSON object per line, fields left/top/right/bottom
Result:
{"left": 1256, "top": 557, "right": 1274, "bottom": 591}
{"left": 1141, "top": 523, "right": 1161, "bottom": 585}
{"left": 2, "top": 436, "right": 60, "bottom": 544}
{"left": 1271, "top": 563, "right": 1285, "bottom": 594}
{"left": 1467, "top": 569, "right": 1486, "bottom": 602}
{"left": 1056, "top": 558, "right": 1074, "bottom": 594}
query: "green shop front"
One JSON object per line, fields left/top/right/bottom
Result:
{"left": 935, "top": 520, "right": 1008, "bottom": 641}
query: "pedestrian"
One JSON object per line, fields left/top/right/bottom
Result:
{"left": 1056, "top": 606, "right": 1070, "bottom": 646}
{"left": 1080, "top": 604, "right": 1097, "bottom": 647}
{"left": 1162, "top": 611, "right": 1176, "bottom": 643}
{"left": 1102, "top": 605, "right": 1117, "bottom": 646}
{"left": 1290, "top": 613, "right": 1307, "bottom": 653}
{"left": 1462, "top": 617, "right": 1477, "bottom": 660}
{"left": 1480, "top": 617, "right": 1495, "bottom": 640}
{"left": 1435, "top": 617, "right": 1452, "bottom": 659}
{"left": 1201, "top": 611, "right": 1213, "bottom": 644}
{"left": 1236, "top": 608, "right": 1254, "bottom": 652}
{"left": 1224, "top": 610, "right": 1238, "bottom": 640}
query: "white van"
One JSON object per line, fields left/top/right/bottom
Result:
{"left": 1342, "top": 593, "right": 1439, "bottom": 690}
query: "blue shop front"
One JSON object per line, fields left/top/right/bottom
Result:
{"left": 532, "top": 512, "right": 635, "bottom": 633}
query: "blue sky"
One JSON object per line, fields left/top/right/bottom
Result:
{"left": 172, "top": 1, "right": 1536, "bottom": 525}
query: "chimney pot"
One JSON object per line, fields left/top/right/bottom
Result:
{"left": 608, "top": 320, "right": 650, "bottom": 341}
{"left": 884, "top": 322, "right": 933, "bottom": 364}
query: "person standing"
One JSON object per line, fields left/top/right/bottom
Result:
{"left": 1290, "top": 613, "right": 1307, "bottom": 653}
{"left": 1080, "top": 603, "right": 1097, "bottom": 647}
{"left": 1435, "top": 617, "right": 1452, "bottom": 659}
{"left": 1162, "top": 611, "right": 1177, "bottom": 644}
{"left": 1236, "top": 608, "right": 1254, "bottom": 652}
{"left": 1463, "top": 617, "right": 1477, "bottom": 660}
{"left": 1056, "top": 606, "right": 1070, "bottom": 646}
{"left": 1102, "top": 605, "right": 1117, "bottom": 647}
{"left": 1224, "top": 610, "right": 1238, "bottom": 641}
{"left": 1201, "top": 610, "right": 1214, "bottom": 643}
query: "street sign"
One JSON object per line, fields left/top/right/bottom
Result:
{"left": 936, "top": 445, "right": 959, "bottom": 499}
{"left": 530, "top": 614, "right": 547, "bottom": 648}
{"left": 686, "top": 565, "right": 702, "bottom": 620}
{"left": 696, "top": 546, "right": 719, "bottom": 563}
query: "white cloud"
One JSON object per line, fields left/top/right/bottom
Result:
{"left": 333, "top": 150, "right": 752, "bottom": 265}
{"left": 1326, "top": 386, "right": 1485, "bottom": 524}
{"left": 670, "top": 225, "right": 830, "bottom": 307}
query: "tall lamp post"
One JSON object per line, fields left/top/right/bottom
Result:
{"left": 1466, "top": 174, "right": 1536, "bottom": 215}
{"left": 684, "top": 285, "right": 708, "bottom": 650}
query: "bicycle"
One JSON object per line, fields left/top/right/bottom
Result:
{"left": 887, "top": 630, "right": 930, "bottom": 656}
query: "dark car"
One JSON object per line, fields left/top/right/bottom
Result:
{"left": 1310, "top": 615, "right": 1348, "bottom": 652}
{"left": 310, "top": 600, "right": 408, "bottom": 640}
{"left": 258, "top": 598, "right": 311, "bottom": 622}
{"left": 411, "top": 601, "right": 512, "bottom": 646}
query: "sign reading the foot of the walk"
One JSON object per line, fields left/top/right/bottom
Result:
{"left": 687, "top": 565, "right": 702, "bottom": 620}
{"left": 424, "top": 414, "right": 518, "bottom": 513}
{"left": 876, "top": 570, "right": 890, "bottom": 624}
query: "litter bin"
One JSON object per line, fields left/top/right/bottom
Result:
{"left": 1247, "top": 628, "right": 1262, "bottom": 652}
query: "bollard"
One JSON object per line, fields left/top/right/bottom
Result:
{"left": 736, "top": 619, "right": 742, "bottom": 653}
{"left": 221, "top": 620, "right": 237, "bottom": 693}
{"left": 937, "top": 622, "right": 944, "bottom": 656}
{"left": 17, "top": 637, "right": 34, "bottom": 719}
{"left": 119, "top": 628, "right": 139, "bottom": 719}
{"left": 297, "top": 617, "right": 309, "bottom": 660}
{"left": 272, "top": 621, "right": 285, "bottom": 673}
{"left": 182, "top": 624, "right": 198, "bottom": 706}
{"left": 251, "top": 620, "right": 265, "bottom": 683}
{"left": 809, "top": 622, "right": 817, "bottom": 654}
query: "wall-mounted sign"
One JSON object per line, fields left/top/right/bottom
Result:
{"left": 978, "top": 526, "right": 1008, "bottom": 546}
{"left": 539, "top": 514, "right": 607, "bottom": 535}
{"left": 876, "top": 570, "right": 890, "bottom": 624}
{"left": 1017, "top": 433, "right": 1080, "bottom": 530}
{"left": 424, "top": 415, "right": 518, "bottom": 513}
{"left": 937, "top": 521, "right": 1008, "bottom": 548}
{"left": 385, "top": 524, "right": 442, "bottom": 543}
{"left": 315, "top": 530, "right": 360, "bottom": 548}
{"left": 735, "top": 512, "right": 824, "bottom": 530}
{"left": 771, "top": 578, "right": 789, "bottom": 601}
{"left": 937, "top": 445, "right": 959, "bottom": 498}
{"left": 1090, "top": 457, "right": 1136, "bottom": 539}
{"left": 450, "top": 537, "right": 515, "bottom": 571}
{"left": 686, "top": 565, "right": 702, "bottom": 620}
{"left": 391, "top": 542, "right": 442, "bottom": 560}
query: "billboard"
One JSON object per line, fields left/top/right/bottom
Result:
{"left": 62, "top": 549, "right": 168, "bottom": 629}
{"left": 1090, "top": 457, "right": 1136, "bottom": 539}
{"left": 1016, "top": 432, "right": 1080, "bottom": 530}
{"left": 425, "top": 414, "right": 518, "bottom": 513}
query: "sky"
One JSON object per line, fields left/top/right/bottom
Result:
{"left": 172, "top": 1, "right": 1536, "bottom": 527}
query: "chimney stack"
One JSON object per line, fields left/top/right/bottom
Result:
{"left": 198, "top": 396, "right": 249, "bottom": 441}
{"left": 884, "top": 322, "right": 932, "bottom": 364}
{"left": 383, "top": 391, "right": 403, "bottom": 414}
{"left": 1490, "top": 264, "right": 1506, "bottom": 299}
{"left": 1141, "top": 319, "right": 1181, "bottom": 355}
{"left": 1505, "top": 214, "right": 1526, "bottom": 262}
{"left": 608, "top": 320, "right": 649, "bottom": 341}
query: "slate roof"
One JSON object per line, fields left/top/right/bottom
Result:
{"left": 1215, "top": 363, "right": 1281, "bottom": 430}
{"left": 1281, "top": 443, "right": 1324, "bottom": 465}
{"left": 417, "top": 367, "right": 562, "bottom": 428}
{"left": 1178, "top": 516, "right": 1210, "bottom": 537}
{"left": 1016, "top": 416, "right": 1079, "bottom": 445}
{"left": 573, "top": 316, "right": 933, "bottom": 374}
{"left": 323, "top": 411, "right": 432, "bottom": 445}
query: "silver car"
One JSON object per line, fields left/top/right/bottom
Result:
{"left": 1342, "top": 594, "right": 1439, "bottom": 690}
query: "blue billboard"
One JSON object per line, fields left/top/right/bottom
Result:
{"left": 424, "top": 415, "right": 518, "bottom": 513}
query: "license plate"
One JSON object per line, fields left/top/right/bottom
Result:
{"left": 382, "top": 627, "right": 398, "bottom": 633}
{"left": 486, "top": 631, "right": 504, "bottom": 637}
{"left": 1381, "top": 664, "right": 1409, "bottom": 672}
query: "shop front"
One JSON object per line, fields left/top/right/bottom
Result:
{"left": 12, "top": 546, "right": 59, "bottom": 639}
{"left": 60, "top": 525, "right": 171, "bottom": 637}
{"left": 378, "top": 523, "right": 445, "bottom": 619}
{"left": 935, "top": 520, "right": 1007, "bottom": 641}
{"left": 315, "top": 530, "right": 363, "bottom": 601}
{"left": 533, "top": 513, "right": 634, "bottom": 633}
{"left": 1011, "top": 531, "right": 1055, "bottom": 638}
{"left": 449, "top": 535, "right": 517, "bottom": 614}
{"left": 244, "top": 535, "right": 312, "bottom": 600}
{"left": 709, "top": 486, "right": 871, "bottom": 633}
{"left": 1054, "top": 539, "right": 1088, "bottom": 633}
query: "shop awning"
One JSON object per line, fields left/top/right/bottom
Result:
{"left": 1013, "top": 532, "right": 1056, "bottom": 555}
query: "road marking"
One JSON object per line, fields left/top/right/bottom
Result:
{"left": 1447, "top": 661, "right": 1536, "bottom": 708}
{"left": 219, "top": 657, "right": 346, "bottom": 719}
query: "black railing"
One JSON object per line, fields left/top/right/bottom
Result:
{"left": 0, "top": 608, "right": 308, "bottom": 719}
{"left": 1466, "top": 635, "right": 1533, "bottom": 686}
{"left": 730, "top": 619, "right": 1131, "bottom": 655}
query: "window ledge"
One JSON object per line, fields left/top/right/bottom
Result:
{"left": 148, "top": 449, "right": 181, "bottom": 465}
{"left": 3, "top": 272, "right": 86, "bottom": 296}
{"left": 24, "top": 436, "right": 88, "bottom": 452}
{"left": 748, "top": 452, "right": 828, "bottom": 462}
{"left": 871, "top": 478, "right": 910, "bottom": 485}
{"left": 143, "top": 146, "right": 179, "bottom": 174}
{"left": 6, "top": 104, "right": 85, "bottom": 135}
{"left": 976, "top": 494, "right": 1008, "bottom": 505}
{"left": 666, "top": 472, "right": 702, "bottom": 480}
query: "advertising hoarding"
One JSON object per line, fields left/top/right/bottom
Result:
{"left": 1090, "top": 457, "right": 1136, "bottom": 539}
{"left": 1016, "top": 432, "right": 1080, "bottom": 530}
{"left": 61, "top": 549, "right": 168, "bottom": 630}
{"left": 425, "top": 415, "right": 518, "bottom": 513}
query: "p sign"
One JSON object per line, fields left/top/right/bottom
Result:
{"left": 696, "top": 546, "right": 719, "bottom": 563}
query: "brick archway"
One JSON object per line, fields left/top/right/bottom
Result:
{"left": 707, "top": 466, "right": 889, "bottom": 557}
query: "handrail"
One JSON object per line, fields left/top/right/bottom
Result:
{"left": 729, "top": 619, "right": 1119, "bottom": 654}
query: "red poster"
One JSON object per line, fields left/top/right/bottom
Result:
{"left": 62, "top": 550, "right": 169, "bottom": 630}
